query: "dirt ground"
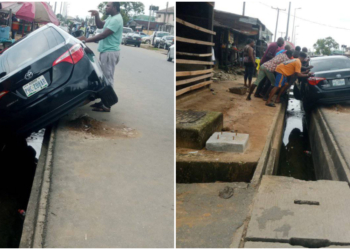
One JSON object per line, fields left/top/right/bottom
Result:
{"left": 322, "top": 102, "right": 350, "bottom": 113}
{"left": 176, "top": 76, "right": 280, "bottom": 163}
{"left": 64, "top": 114, "right": 139, "bottom": 139}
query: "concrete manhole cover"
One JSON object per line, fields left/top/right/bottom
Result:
{"left": 176, "top": 110, "right": 206, "bottom": 123}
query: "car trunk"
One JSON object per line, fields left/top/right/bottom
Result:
{"left": 0, "top": 27, "right": 75, "bottom": 113}
{"left": 315, "top": 69, "right": 350, "bottom": 90}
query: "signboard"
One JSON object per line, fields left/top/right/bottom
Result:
{"left": 239, "top": 17, "right": 257, "bottom": 25}
{"left": 149, "top": 5, "right": 159, "bottom": 11}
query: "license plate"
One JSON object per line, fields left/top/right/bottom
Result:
{"left": 333, "top": 79, "right": 345, "bottom": 86}
{"left": 23, "top": 75, "right": 48, "bottom": 97}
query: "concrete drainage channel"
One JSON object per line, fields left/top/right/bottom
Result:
{"left": 241, "top": 89, "right": 350, "bottom": 248}
{"left": 0, "top": 128, "right": 49, "bottom": 247}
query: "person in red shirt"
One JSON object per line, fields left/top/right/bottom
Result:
{"left": 260, "top": 37, "right": 285, "bottom": 65}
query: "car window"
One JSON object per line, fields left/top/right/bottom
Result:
{"left": 166, "top": 37, "right": 173, "bottom": 40}
{"left": 123, "top": 28, "right": 132, "bottom": 33}
{"left": 311, "top": 58, "right": 350, "bottom": 72}
{"left": 6, "top": 30, "right": 50, "bottom": 73}
{"left": 157, "top": 33, "right": 169, "bottom": 37}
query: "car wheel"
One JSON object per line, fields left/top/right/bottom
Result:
{"left": 167, "top": 50, "right": 172, "bottom": 62}
{"left": 137, "top": 43, "right": 141, "bottom": 47}
{"left": 164, "top": 44, "right": 167, "bottom": 50}
{"left": 158, "top": 43, "right": 161, "bottom": 48}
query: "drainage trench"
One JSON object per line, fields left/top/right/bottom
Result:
{"left": 0, "top": 129, "right": 46, "bottom": 247}
{"left": 276, "top": 87, "right": 316, "bottom": 180}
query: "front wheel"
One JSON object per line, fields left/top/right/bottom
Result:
{"left": 137, "top": 43, "right": 141, "bottom": 47}
{"left": 158, "top": 43, "right": 161, "bottom": 48}
{"left": 164, "top": 44, "right": 167, "bottom": 50}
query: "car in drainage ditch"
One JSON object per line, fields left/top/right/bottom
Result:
{"left": 294, "top": 55, "right": 350, "bottom": 109}
{"left": 0, "top": 23, "right": 118, "bottom": 137}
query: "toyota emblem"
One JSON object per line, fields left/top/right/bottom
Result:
{"left": 25, "top": 71, "right": 33, "bottom": 80}
{"left": 336, "top": 74, "right": 342, "bottom": 78}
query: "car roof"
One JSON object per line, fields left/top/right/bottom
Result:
{"left": 311, "top": 55, "right": 349, "bottom": 61}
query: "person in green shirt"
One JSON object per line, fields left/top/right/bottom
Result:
{"left": 80, "top": 2, "right": 123, "bottom": 112}
{"left": 78, "top": 21, "right": 86, "bottom": 36}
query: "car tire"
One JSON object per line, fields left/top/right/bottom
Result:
{"left": 137, "top": 43, "right": 140, "bottom": 47}
{"left": 158, "top": 43, "right": 161, "bottom": 49}
{"left": 167, "top": 50, "right": 172, "bottom": 62}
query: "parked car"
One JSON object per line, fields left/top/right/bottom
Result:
{"left": 142, "top": 35, "right": 151, "bottom": 44}
{"left": 93, "top": 28, "right": 103, "bottom": 37}
{"left": 0, "top": 23, "right": 118, "bottom": 137}
{"left": 149, "top": 31, "right": 170, "bottom": 47}
{"left": 122, "top": 27, "right": 133, "bottom": 44}
{"left": 58, "top": 26, "right": 68, "bottom": 33}
{"left": 294, "top": 55, "right": 350, "bottom": 109}
{"left": 124, "top": 32, "right": 141, "bottom": 47}
{"left": 158, "top": 36, "right": 174, "bottom": 50}
{"left": 167, "top": 44, "right": 174, "bottom": 62}
{"left": 135, "top": 31, "right": 148, "bottom": 38}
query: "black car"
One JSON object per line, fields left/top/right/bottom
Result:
{"left": 0, "top": 23, "right": 117, "bottom": 137}
{"left": 294, "top": 55, "right": 350, "bottom": 108}
{"left": 124, "top": 32, "right": 141, "bottom": 47}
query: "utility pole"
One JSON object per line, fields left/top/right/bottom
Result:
{"left": 291, "top": 7, "right": 301, "bottom": 44}
{"left": 165, "top": 2, "right": 168, "bottom": 32}
{"left": 243, "top": 2, "right": 245, "bottom": 16}
{"left": 272, "top": 6, "right": 286, "bottom": 42}
{"left": 147, "top": 5, "right": 152, "bottom": 34}
{"left": 285, "top": 2, "right": 291, "bottom": 41}
{"left": 279, "top": 31, "right": 285, "bottom": 38}
{"left": 54, "top": 2, "right": 57, "bottom": 14}
{"left": 60, "top": 2, "right": 63, "bottom": 15}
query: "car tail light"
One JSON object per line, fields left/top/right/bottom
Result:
{"left": 308, "top": 77, "right": 326, "bottom": 86}
{"left": 0, "top": 91, "right": 8, "bottom": 100}
{"left": 53, "top": 44, "right": 84, "bottom": 66}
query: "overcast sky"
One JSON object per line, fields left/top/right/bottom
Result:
{"left": 214, "top": 0, "right": 350, "bottom": 51}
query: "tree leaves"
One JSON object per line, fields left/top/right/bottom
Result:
{"left": 97, "top": 2, "right": 145, "bottom": 24}
{"left": 313, "top": 37, "right": 339, "bottom": 56}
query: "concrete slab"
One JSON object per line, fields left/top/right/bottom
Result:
{"left": 246, "top": 175, "right": 350, "bottom": 246}
{"left": 244, "top": 242, "right": 350, "bottom": 248}
{"left": 176, "top": 183, "right": 254, "bottom": 248}
{"left": 176, "top": 110, "right": 223, "bottom": 149}
{"left": 206, "top": 132, "right": 249, "bottom": 153}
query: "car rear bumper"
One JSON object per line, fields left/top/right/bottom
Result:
{"left": 313, "top": 87, "right": 350, "bottom": 104}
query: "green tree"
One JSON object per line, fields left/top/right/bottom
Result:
{"left": 97, "top": 2, "right": 145, "bottom": 24}
{"left": 313, "top": 37, "right": 339, "bottom": 56}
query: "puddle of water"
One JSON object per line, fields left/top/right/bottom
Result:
{"left": 277, "top": 89, "right": 316, "bottom": 181}
{"left": 26, "top": 129, "right": 45, "bottom": 160}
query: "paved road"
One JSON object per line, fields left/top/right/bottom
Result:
{"left": 42, "top": 44, "right": 174, "bottom": 247}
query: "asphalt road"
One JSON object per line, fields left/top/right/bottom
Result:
{"left": 42, "top": 43, "right": 174, "bottom": 247}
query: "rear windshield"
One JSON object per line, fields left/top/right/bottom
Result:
{"left": 123, "top": 28, "right": 132, "bottom": 33}
{"left": 311, "top": 57, "right": 350, "bottom": 72}
{"left": 3, "top": 27, "right": 65, "bottom": 73}
{"left": 157, "top": 33, "right": 169, "bottom": 37}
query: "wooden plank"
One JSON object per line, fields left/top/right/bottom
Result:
{"left": 176, "top": 59, "right": 214, "bottom": 65}
{"left": 176, "top": 81, "right": 212, "bottom": 97}
{"left": 176, "top": 36, "right": 215, "bottom": 46}
{"left": 176, "top": 73, "right": 213, "bottom": 86}
{"left": 176, "top": 68, "right": 213, "bottom": 77}
{"left": 176, "top": 52, "right": 212, "bottom": 57}
{"left": 176, "top": 18, "right": 216, "bottom": 35}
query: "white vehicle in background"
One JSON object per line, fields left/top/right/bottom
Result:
{"left": 93, "top": 29, "right": 103, "bottom": 36}
{"left": 58, "top": 26, "right": 68, "bottom": 33}
{"left": 150, "top": 31, "right": 170, "bottom": 47}
{"left": 142, "top": 36, "right": 151, "bottom": 44}
{"left": 167, "top": 44, "right": 174, "bottom": 62}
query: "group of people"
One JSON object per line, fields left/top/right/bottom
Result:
{"left": 69, "top": 21, "right": 92, "bottom": 38}
{"left": 243, "top": 37, "right": 314, "bottom": 107}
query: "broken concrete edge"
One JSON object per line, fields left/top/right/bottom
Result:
{"left": 232, "top": 102, "right": 286, "bottom": 248}
{"left": 310, "top": 108, "right": 350, "bottom": 182}
{"left": 19, "top": 122, "right": 57, "bottom": 248}
{"left": 250, "top": 101, "right": 286, "bottom": 187}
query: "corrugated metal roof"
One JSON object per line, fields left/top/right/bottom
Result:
{"left": 214, "top": 9, "right": 266, "bottom": 36}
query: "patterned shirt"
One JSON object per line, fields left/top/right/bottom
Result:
{"left": 262, "top": 53, "right": 290, "bottom": 72}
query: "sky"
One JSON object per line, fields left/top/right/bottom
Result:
{"left": 214, "top": 0, "right": 350, "bottom": 52}
{"left": 52, "top": 1, "right": 172, "bottom": 21}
